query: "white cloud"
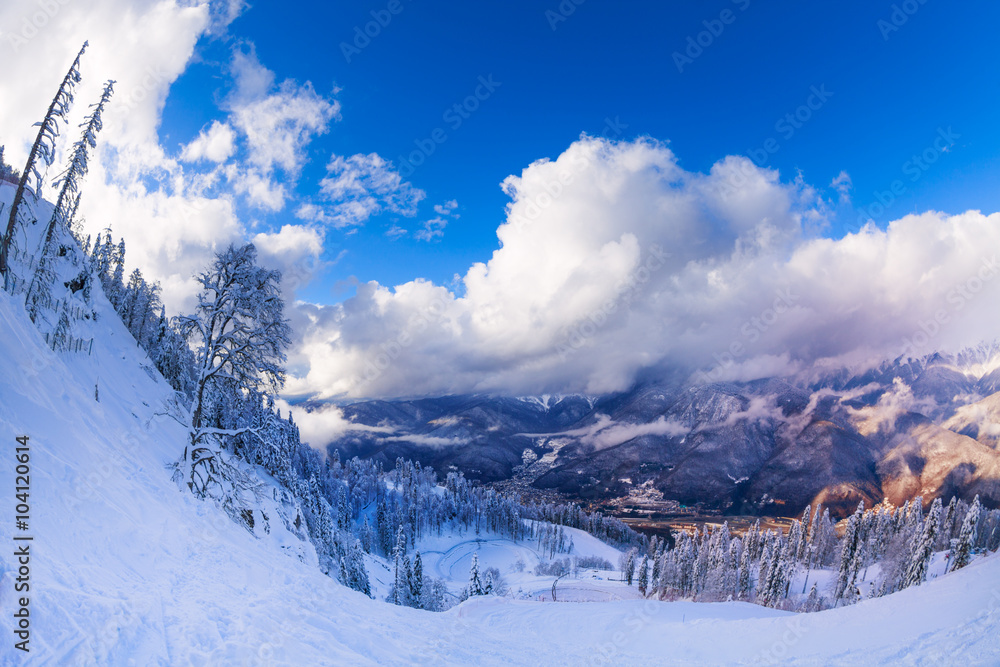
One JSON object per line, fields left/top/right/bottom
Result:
{"left": 253, "top": 224, "right": 325, "bottom": 294}
{"left": 181, "top": 120, "right": 236, "bottom": 163}
{"left": 385, "top": 225, "right": 407, "bottom": 240}
{"left": 382, "top": 434, "right": 467, "bottom": 448}
{"left": 434, "top": 200, "right": 458, "bottom": 216}
{"left": 276, "top": 401, "right": 393, "bottom": 448}
{"left": 284, "top": 136, "right": 1000, "bottom": 401}
{"left": 232, "top": 79, "right": 338, "bottom": 176}
{"left": 416, "top": 199, "right": 459, "bottom": 242}
{"left": 222, "top": 47, "right": 340, "bottom": 211}
{"left": 546, "top": 414, "right": 689, "bottom": 450}
{"left": 831, "top": 170, "right": 852, "bottom": 203}
{"left": 305, "top": 153, "right": 425, "bottom": 228}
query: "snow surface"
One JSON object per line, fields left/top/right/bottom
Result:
{"left": 0, "top": 201, "right": 999, "bottom": 663}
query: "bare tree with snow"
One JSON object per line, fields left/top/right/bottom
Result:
{"left": 1, "top": 42, "right": 87, "bottom": 291}
{"left": 173, "top": 243, "right": 291, "bottom": 510}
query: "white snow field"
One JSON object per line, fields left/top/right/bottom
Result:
{"left": 0, "top": 225, "right": 998, "bottom": 664}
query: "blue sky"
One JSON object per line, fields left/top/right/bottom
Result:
{"left": 156, "top": 0, "right": 1000, "bottom": 303}
{"left": 5, "top": 0, "right": 1000, "bottom": 402}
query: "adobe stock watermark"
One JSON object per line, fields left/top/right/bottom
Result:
{"left": 545, "top": 0, "right": 587, "bottom": 31}
{"left": 672, "top": 0, "right": 752, "bottom": 74}
{"left": 715, "top": 84, "right": 833, "bottom": 200}
{"left": 877, "top": 0, "right": 930, "bottom": 41}
{"left": 117, "top": 64, "right": 172, "bottom": 115}
{"left": 899, "top": 254, "right": 999, "bottom": 358}
{"left": 556, "top": 244, "right": 670, "bottom": 361}
{"left": 510, "top": 116, "right": 628, "bottom": 233}
{"left": 851, "top": 126, "right": 958, "bottom": 231}
{"left": 756, "top": 615, "right": 808, "bottom": 664}
{"left": 695, "top": 287, "right": 800, "bottom": 384}
{"left": 340, "top": 0, "right": 412, "bottom": 63}
{"left": 396, "top": 75, "right": 502, "bottom": 178}
{"left": 4, "top": 0, "right": 74, "bottom": 53}
{"left": 586, "top": 598, "right": 661, "bottom": 666}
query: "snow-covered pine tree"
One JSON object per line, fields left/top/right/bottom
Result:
{"left": 834, "top": 501, "right": 864, "bottom": 604}
{"left": 940, "top": 496, "right": 959, "bottom": 550}
{"left": 1, "top": 42, "right": 87, "bottom": 290}
{"left": 637, "top": 554, "right": 649, "bottom": 596}
{"left": 25, "top": 79, "right": 114, "bottom": 321}
{"left": 376, "top": 499, "right": 393, "bottom": 556}
{"left": 620, "top": 547, "right": 638, "bottom": 586}
{"left": 814, "top": 508, "right": 837, "bottom": 566}
{"left": 950, "top": 495, "right": 981, "bottom": 572}
{"left": 796, "top": 506, "right": 811, "bottom": 563}
{"left": 345, "top": 538, "right": 372, "bottom": 597}
{"left": 759, "top": 541, "right": 790, "bottom": 609}
{"left": 421, "top": 579, "right": 447, "bottom": 612}
{"left": 737, "top": 543, "right": 751, "bottom": 600}
{"left": 650, "top": 544, "right": 663, "bottom": 593}
{"left": 411, "top": 551, "right": 424, "bottom": 605}
{"left": 785, "top": 520, "right": 803, "bottom": 565}
{"left": 804, "top": 582, "right": 820, "bottom": 612}
{"left": 468, "top": 553, "right": 484, "bottom": 597}
{"left": 901, "top": 497, "right": 941, "bottom": 589}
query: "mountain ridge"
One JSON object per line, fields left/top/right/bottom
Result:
{"left": 314, "top": 347, "right": 1000, "bottom": 518}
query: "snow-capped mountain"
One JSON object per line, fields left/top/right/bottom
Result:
{"left": 319, "top": 350, "right": 1000, "bottom": 518}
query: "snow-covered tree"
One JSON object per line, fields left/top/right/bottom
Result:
{"left": 411, "top": 551, "right": 424, "bottom": 605}
{"left": 345, "top": 538, "right": 372, "bottom": 597}
{"left": 637, "top": 555, "right": 650, "bottom": 596}
{"left": 468, "top": 553, "right": 485, "bottom": 597}
{"left": 25, "top": 78, "right": 114, "bottom": 322}
{"left": 835, "top": 502, "right": 865, "bottom": 604}
{"left": 737, "top": 544, "right": 752, "bottom": 600}
{"left": 483, "top": 566, "right": 507, "bottom": 596}
{"left": 1, "top": 42, "right": 87, "bottom": 290}
{"left": 173, "top": 243, "right": 291, "bottom": 500}
{"left": 950, "top": 495, "right": 981, "bottom": 572}
{"left": 902, "top": 497, "right": 941, "bottom": 589}
{"left": 620, "top": 547, "right": 638, "bottom": 586}
{"left": 421, "top": 578, "right": 448, "bottom": 612}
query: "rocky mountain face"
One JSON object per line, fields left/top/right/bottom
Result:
{"left": 316, "top": 346, "right": 1000, "bottom": 518}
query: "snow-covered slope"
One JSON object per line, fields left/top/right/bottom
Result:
{"left": 1, "top": 252, "right": 999, "bottom": 664}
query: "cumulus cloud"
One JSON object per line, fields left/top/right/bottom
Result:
{"left": 253, "top": 224, "right": 325, "bottom": 294}
{"left": 222, "top": 46, "right": 340, "bottom": 211}
{"left": 284, "top": 136, "right": 1000, "bottom": 401}
{"left": 300, "top": 153, "right": 425, "bottom": 229}
{"left": 181, "top": 120, "right": 236, "bottom": 163}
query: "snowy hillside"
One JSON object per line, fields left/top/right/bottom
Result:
{"left": 1, "top": 243, "right": 1000, "bottom": 664}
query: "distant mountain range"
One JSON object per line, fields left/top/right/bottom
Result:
{"left": 311, "top": 344, "right": 1000, "bottom": 518}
